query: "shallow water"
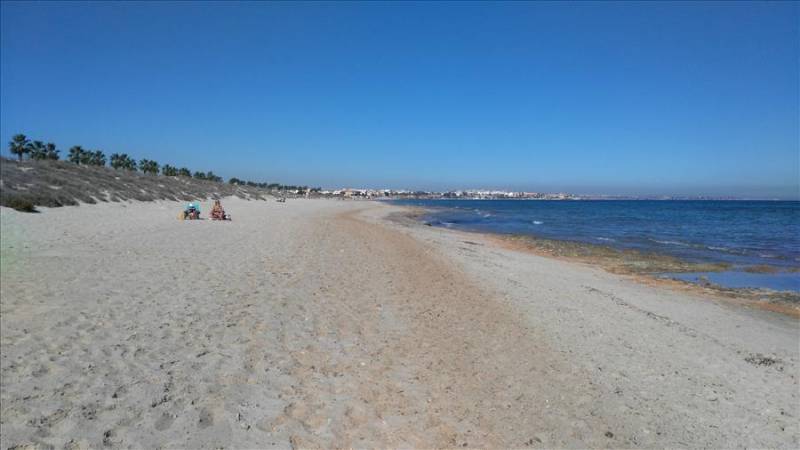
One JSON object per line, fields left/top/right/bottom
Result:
{"left": 393, "top": 199, "right": 800, "bottom": 292}
{"left": 662, "top": 271, "right": 800, "bottom": 292}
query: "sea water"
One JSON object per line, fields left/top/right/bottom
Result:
{"left": 392, "top": 199, "right": 800, "bottom": 292}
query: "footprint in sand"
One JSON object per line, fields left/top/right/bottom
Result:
{"left": 154, "top": 412, "right": 175, "bottom": 431}
{"left": 198, "top": 408, "right": 214, "bottom": 428}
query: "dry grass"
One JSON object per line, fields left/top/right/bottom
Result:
{"left": 1, "top": 158, "right": 275, "bottom": 209}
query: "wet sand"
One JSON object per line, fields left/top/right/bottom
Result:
{"left": 1, "top": 198, "right": 798, "bottom": 448}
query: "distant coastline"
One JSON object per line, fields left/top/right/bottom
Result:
{"left": 316, "top": 188, "right": 795, "bottom": 201}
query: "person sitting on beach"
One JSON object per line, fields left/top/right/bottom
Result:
{"left": 210, "top": 199, "right": 228, "bottom": 220}
{"left": 184, "top": 202, "right": 200, "bottom": 220}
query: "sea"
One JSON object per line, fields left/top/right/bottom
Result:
{"left": 391, "top": 199, "right": 800, "bottom": 292}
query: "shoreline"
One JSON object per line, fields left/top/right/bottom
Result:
{"left": 387, "top": 203, "right": 800, "bottom": 318}
{"left": 388, "top": 200, "right": 800, "bottom": 274}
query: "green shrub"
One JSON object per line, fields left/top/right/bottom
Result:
{"left": 6, "top": 198, "right": 38, "bottom": 213}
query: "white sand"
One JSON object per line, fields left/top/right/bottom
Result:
{"left": 1, "top": 198, "right": 797, "bottom": 448}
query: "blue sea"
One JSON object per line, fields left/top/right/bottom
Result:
{"left": 392, "top": 199, "right": 800, "bottom": 292}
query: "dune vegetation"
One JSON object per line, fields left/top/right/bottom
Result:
{"left": 2, "top": 134, "right": 317, "bottom": 211}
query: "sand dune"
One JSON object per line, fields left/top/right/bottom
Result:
{"left": 1, "top": 198, "right": 797, "bottom": 448}
{"left": 0, "top": 158, "right": 274, "bottom": 209}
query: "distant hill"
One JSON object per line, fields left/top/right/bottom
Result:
{"left": 0, "top": 157, "right": 274, "bottom": 210}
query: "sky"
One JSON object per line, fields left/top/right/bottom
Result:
{"left": 1, "top": 1, "right": 798, "bottom": 198}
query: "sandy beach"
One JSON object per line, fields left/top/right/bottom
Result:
{"left": 1, "top": 198, "right": 798, "bottom": 449}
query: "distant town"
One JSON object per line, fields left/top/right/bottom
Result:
{"left": 315, "top": 189, "right": 576, "bottom": 200}
{"left": 311, "top": 188, "right": 743, "bottom": 201}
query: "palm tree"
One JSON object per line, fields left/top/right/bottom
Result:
{"left": 139, "top": 159, "right": 159, "bottom": 175}
{"left": 193, "top": 171, "right": 206, "bottom": 180}
{"left": 8, "top": 134, "right": 30, "bottom": 161}
{"left": 79, "top": 149, "right": 93, "bottom": 165}
{"left": 124, "top": 156, "right": 137, "bottom": 171}
{"left": 29, "top": 141, "right": 46, "bottom": 160}
{"left": 110, "top": 153, "right": 124, "bottom": 169}
{"left": 44, "top": 143, "right": 59, "bottom": 160}
{"left": 110, "top": 153, "right": 137, "bottom": 170}
{"left": 89, "top": 150, "right": 106, "bottom": 166}
{"left": 162, "top": 164, "right": 178, "bottom": 176}
{"left": 68, "top": 146, "right": 86, "bottom": 164}
{"left": 178, "top": 167, "right": 191, "bottom": 177}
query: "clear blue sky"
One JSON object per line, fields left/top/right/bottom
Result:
{"left": 1, "top": 1, "right": 798, "bottom": 198}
